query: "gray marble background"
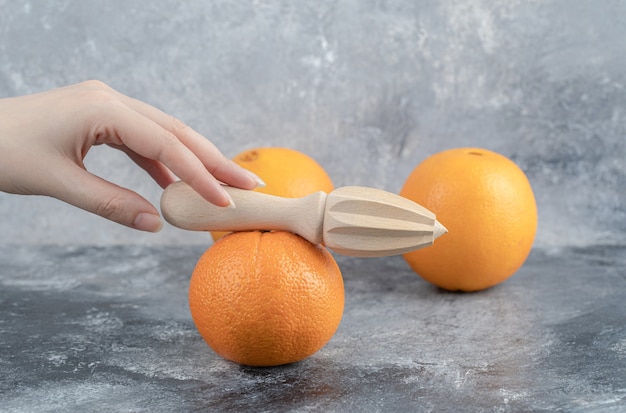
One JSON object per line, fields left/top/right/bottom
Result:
{"left": 1, "top": 0, "right": 625, "bottom": 247}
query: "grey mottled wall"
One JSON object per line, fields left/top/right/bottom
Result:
{"left": 1, "top": 0, "right": 625, "bottom": 247}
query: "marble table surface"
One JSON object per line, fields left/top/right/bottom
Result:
{"left": 1, "top": 244, "right": 624, "bottom": 412}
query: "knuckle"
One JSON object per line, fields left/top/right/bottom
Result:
{"left": 94, "top": 193, "right": 126, "bottom": 221}
{"left": 157, "top": 130, "right": 181, "bottom": 153}
{"left": 168, "top": 116, "right": 193, "bottom": 137}
{"left": 76, "top": 80, "right": 117, "bottom": 106}
{"left": 80, "top": 79, "right": 111, "bottom": 90}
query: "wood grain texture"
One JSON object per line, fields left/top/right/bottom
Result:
{"left": 322, "top": 186, "right": 439, "bottom": 257}
{"left": 160, "top": 182, "right": 327, "bottom": 244}
{"left": 160, "top": 182, "right": 445, "bottom": 257}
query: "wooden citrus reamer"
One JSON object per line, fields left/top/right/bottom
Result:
{"left": 160, "top": 182, "right": 447, "bottom": 257}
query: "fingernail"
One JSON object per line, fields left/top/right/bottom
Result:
{"left": 245, "top": 170, "right": 266, "bottom": 188}
{"left": 134, "top": 212, "right": 163, "bottom": 232}
{"left": 254, "top": 177, "right": 267, "bottom": 188}
{"left": 222, "top": 187, "right": 237, "bottom": 208}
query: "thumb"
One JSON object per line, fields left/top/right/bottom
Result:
{"left": 47, "top": 161, "right": 163, "bottom": 232}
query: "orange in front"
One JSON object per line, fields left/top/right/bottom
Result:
{"left": 400, "top": 148, "right": 537, "bottom": 292}
{"left": 189, "top": 230, "right": 344, "bottom": 367}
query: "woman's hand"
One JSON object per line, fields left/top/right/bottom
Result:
{"left": 0, "top": 80, "right": 263, "bottom": 232}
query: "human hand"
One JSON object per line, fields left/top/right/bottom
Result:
{"left": 0, "top": 80, "right": 264, "bottom": 232}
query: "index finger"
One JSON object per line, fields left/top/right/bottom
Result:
{"left": 110, "top": 91, "right": 261, "bottom": 190}
{"left": 95, "top": 103, "right": 235, "bottom": 207}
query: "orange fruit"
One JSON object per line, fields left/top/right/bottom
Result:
{"left": 189, "top": 230, "right": 344, "bottom": 367}
{"left": 400, "top": 148, "right": 537, "bottom": 292}
{"left": 212, "top": 147, "right": 334, "bottom": 240}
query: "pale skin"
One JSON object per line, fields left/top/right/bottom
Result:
{"left": 0, "top": 80, "right": 264, "bottom": 232}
